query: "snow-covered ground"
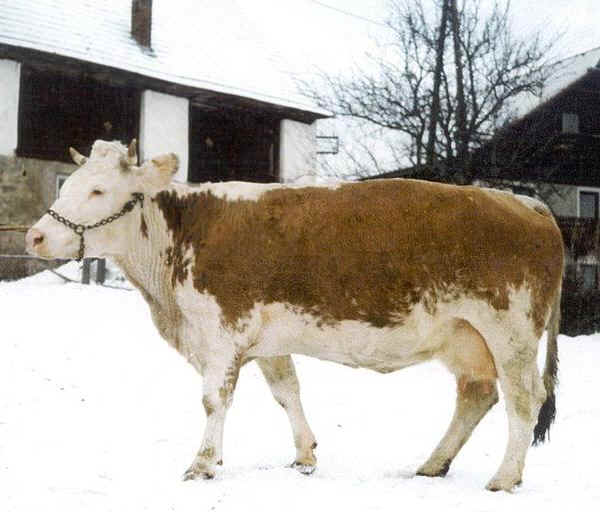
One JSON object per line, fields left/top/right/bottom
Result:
{"left": 1, "top": 270, "right": 598, "bottom": 511}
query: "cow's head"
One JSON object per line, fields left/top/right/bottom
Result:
{"left": 26, "top": 139, "right": 178, "bottom": 260}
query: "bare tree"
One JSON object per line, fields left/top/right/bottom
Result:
{"left": 426, "top": 0, "right": 450, "bottom": 168}
{"left": 449, "top": 0, "right": 467, "bottom": 171}
{"left": 303, "top": 0, "right": 559, "bottom": 182}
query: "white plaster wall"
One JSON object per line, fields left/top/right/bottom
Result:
{"left": 279, "top": 119, "right": 317, "bottom": 183}
{"left": 0, "top": 59, "right": 20, "bottom": 156}
{"left": 139, "top": 90, "right": 189, "bottom": 183}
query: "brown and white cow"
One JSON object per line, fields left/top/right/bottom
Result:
{"left": 26, "top": 140, "right": 564, "bottom": 491}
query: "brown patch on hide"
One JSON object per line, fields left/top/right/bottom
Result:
{"left": 164, "top": 246, "right": 191, "bottom": 288}
{"left": 202, "top": 396, "right": 215, "bottom": 416}
{"left": 151, "top": 193, "right": 196, "bottom": 289}
{"left": 260, "top": 356, "right": 293, "bottom": 383}
{"left": 458, "top": 376, "right": 497, "bottom": 401}
{"left": 218, "top": 386, "right": 230, "bottom": 405}
{"left": 153, "top": 180, "right": 564, "bottom": 330}
{"left": 199, "top": 446, "right": 215, "bottom": 460}
{"left": 216, "top": 355, "right": 242, "bottom": 406}
{"left": 140, "top": 214, "right": 148, "bottom": 238}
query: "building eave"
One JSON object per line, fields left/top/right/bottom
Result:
{"left": 0, "top": 43, "right": 329, "bottom": 123}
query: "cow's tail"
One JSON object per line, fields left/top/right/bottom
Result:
{"left": 533, "top": 283, "right": 561, "bottom": 445}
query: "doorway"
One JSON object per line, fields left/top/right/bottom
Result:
{"left": 189, "top": 108, "right": 280, "bottom": 183}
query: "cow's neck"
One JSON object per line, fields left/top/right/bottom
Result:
{"left": 114, "top": 196, "right": 166, "bottom": 295}
{"left": 112, "top": 191, "right": 184, "bottom": 348}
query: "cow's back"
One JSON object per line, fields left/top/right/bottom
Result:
{"left": 155, "top": 179, "right": 564, "bottom": 331}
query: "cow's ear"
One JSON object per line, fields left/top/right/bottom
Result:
{"left": 137, "top": 153, "right": 179, "bottom": 190}
{"left": 151, "top": 153, "right": 179, "bottom": 175}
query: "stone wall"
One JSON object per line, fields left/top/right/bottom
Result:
{"left": 0, "top": 155, "right": 75, "bottom": 279}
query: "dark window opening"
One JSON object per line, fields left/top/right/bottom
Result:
{"left": 579, "top": 191, "right": 599, "bottom": 219}
{"left": 189, "top": 109, "right": 279, "bottom": 183}
{"left": 17, "top": 65, "right": 140, "bottom": 162}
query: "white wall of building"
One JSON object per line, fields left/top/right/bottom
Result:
{"left": 279, "top": 119, "right": 317, "bottom": 183}
{"left": 0, "top": 59, "right": 21, "bottom": 156}
{"left": 139, "top": 90, "right": 189, "bottom": 183}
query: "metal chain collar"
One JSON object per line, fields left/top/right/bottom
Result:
{"left": 46, "top": 193, "right": 144, "bottom": 262}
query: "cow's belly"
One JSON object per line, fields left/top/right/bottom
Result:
{"left": 245, "top": 302, "right": 441, "bottom": 373}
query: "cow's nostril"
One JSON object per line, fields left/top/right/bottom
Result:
{"left": 26, "top": 228, "right": 45, "bottom": 250}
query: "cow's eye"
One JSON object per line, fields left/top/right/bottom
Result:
{"left": 91, "top": 189, "right": 104, "bottom": 196}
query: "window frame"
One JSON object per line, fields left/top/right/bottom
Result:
{"left": 577, "top": 187, "right": 600, "bottom": 219}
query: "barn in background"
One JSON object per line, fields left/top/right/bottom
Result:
{"left": 0, "top": 0, "right": 328, "bottom": 278}
{"left": 361, "top": 47, "right": 600, "bottom": 334}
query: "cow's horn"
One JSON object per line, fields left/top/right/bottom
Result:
{"left": 69, "top": 147, "right": 87, "bottom": 166}
{"left": 128, "top": 139, "right": 137, "bottom": 165}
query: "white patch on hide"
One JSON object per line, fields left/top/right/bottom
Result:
{"left": 174, "top": 180, "right": 344, "bottom": 202}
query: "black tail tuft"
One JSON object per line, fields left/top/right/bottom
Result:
{"left": 532, "top": 391, "right": 556, "bottom": 445}
{"left": 533, "top": 282, "right": 561, "bottom": 447}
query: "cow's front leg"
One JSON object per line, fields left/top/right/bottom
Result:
{"left": 183, "top": 357, "right": 240, "bottom": 481}
{"left": 257, "top": 356, "right": 317, "bottom": 474}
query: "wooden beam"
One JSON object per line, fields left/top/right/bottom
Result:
{"left": 0, "top": 225, "right": 29, "bottom": 232}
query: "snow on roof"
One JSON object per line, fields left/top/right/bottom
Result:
{"left": 0, "top": 0, "right": 328, "bottom": 116}
{"left": 514, "top": 46, "right": 600, "bottom": 117}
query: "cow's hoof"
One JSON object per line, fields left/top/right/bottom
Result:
{"left": 485, "top": 477, "right": 522, "bottom": 492}
{"left": 183, "top": 464, "right": 215, "bottom": 481}
{"left": 416, "top": 459, "right": 451, "bottom": 478}
{"left": 291, "top": 461, "right": 316, "bottom": 475}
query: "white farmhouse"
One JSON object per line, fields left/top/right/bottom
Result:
{"left": 0, "top": 0, "right": 328, "bottom": 277}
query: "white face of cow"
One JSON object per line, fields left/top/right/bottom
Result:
{"left": 26, "top": 140, "right": 178, "bottom": 260}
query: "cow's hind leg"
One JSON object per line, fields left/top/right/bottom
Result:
{"left": 485, "top": 340, "right": 546, "bottom": 492}
{"left": 417, "top": 377, "right": 499, "bottom": 477}
{"left": 257, "top": 356, "right": 317, "bottom": 474}
{"left": 417, "top": 319, "right": 498, "bottom": 477}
